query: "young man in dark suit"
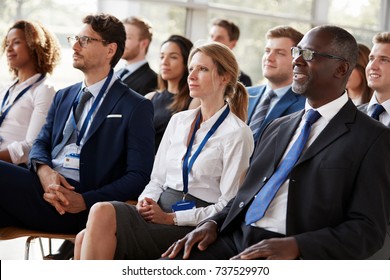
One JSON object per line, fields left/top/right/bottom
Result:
{"left": 247, "top": 26, "right": 305, "bottom": 143}
{"left": 0, "top": 13, "right": 155, "bottom": 257}
{"left": 209, "top": 18, "right": 252, "bottom": 86}
{"left": 163, "top": 25, "right": 390, "bottom": 260}
{"left": 359, "top": 32, "right": 390, "bottom": 259}
{"left": 116, "top": 16, "right": 157, "bottom": 95}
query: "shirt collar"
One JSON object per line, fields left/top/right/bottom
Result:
{"left": 124, "top": 59, "right": 147, "bottom": 73}
{"left": 183, "top": 104, "right": 229, "bottom": 128}
{"left": 367, "top": 92, "right": 390, "bottom": 115}
{"left": 82, "top": 74, "right": 118, "bottom": 98}
{"left": 265, "top": 84, "right": 291, "bottom": 99}
{"left": 304, "top": 91, "right": 349, "bottom": 122}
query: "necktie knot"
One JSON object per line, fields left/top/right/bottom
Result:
{"left": 75, "top": 89, "right": 92, "bottom": 123}
{"left": 305, "top": 109, "right": 321, "bottom": 125}
{"left": 119, "top": 69, "right": 129, "bottom": 79}
{"left": 370, "top": 104, "right": 385, "bottom": 121}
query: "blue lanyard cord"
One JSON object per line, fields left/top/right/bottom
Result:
{"left": 0, "top": 74, "right": 45, "bottom": 127}
{"left": 181, "top": 105, "right": 230, "bottom": 196}
{"left": 73, "top": 69, "right": 114, "bottom": 146}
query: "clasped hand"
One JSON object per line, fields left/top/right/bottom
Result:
{"left": 37, "top": 164, "right": 86, "bottom": 215}
{"left": 137, "top": 197, "right": 175, "bottom": 225}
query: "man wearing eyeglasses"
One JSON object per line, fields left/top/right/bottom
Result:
{"left": 163, "top": 25, "right": 390, "bottom": 260}
{"left": 0, "top": 13, "right": 155, "bottom": 258}
{"left": 247, "top": 26, "right": 305, "bottom": 143}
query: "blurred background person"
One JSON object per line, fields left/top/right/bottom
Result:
{"left": 145, "top": 35, "right": 199, "bottom": 152}
{"left": 116, "top": 16, "right": 157, "bottom": 95}
{"left": 0, "top": 20, "right": 61, "bottom": 165}
{"left": 346, "top": 43, "right": 373, "bottom": 105}
{"left": 210, "top": 18, "right": 252, "bottom": 86}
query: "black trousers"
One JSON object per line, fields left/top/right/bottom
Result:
{"left": 166, "top": 220, "right": 285, "bottom": 260}
{"left": 0, "top": 161, "right": 87, "bottom": 233}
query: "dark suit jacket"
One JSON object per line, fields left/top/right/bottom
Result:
{"left": 122, "top": 63, "right": 157, "bottom": 96}
{"left": 212, "top": 100, "right": 390, "bottom": 259}
{"left": 29, "top": 79, "right": 155, "bottom": 208}
{"left": 239, "top": 70, "right": 252, "bottom": 87}
{"left": 247, "top": 85, "right": 305, "bottom": 142}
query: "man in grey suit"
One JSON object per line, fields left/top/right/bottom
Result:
{"left": 163, "top": 25, "right": 390, "bottom": 260}
{"left": 359, "top": 31, "right": 390, "bottom": 259}
{"left": 247, "top": 26, "right": 305, "bottom": 143}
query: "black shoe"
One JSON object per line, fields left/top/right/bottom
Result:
{"left": 44, "top": 240, "right": 74, "bottom": 260}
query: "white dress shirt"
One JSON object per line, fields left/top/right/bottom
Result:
{"left": 0, "top": 74, "right": 55, "bottom": 164}
{"left": 253, "top": 92, "right": 349, "bottom": 234}
{"left": 139, "top": 105, "right": 254, "bottom": 226}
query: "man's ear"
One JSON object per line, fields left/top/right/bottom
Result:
{"left": 107, "top": 42, "right": 118, "bottom": 59}
{"left": 335, "top": 61, "right": 350, "bottom": 78}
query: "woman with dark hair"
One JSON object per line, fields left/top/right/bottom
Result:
{"left": 145, "top": 35, "right": 199, "bottom": 152}
{"left": 0, "top": 20, "right": 61, "bottom": 164}
{"left": 74, "top": 42, "right": 254, "bottom": 260}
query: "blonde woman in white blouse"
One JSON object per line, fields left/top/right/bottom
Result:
{"left": 74, "top": 42, "right": 254, "bottom": 260}
{"left": 0, "top": 20, "right": 60, "bottom": 165}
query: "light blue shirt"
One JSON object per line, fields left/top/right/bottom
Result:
{"left": 52, "top": 75, "right": 117, "bottom": 182}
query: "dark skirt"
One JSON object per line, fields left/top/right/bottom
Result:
{"left": 112, "top": 188, "right": 211, "bottom": 259}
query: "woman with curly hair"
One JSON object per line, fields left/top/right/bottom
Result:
{"left": 0, "top": 20, "right": 61, "bottom": 164}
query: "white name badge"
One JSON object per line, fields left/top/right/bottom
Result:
{"left": 63, "top": 144, "right": 80, "bottom": 170}
{"left": 63, "top": 153, "right": 80, "bottom": 170}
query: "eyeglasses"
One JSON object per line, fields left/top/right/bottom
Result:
{"left": 291, "top": 47, "right": 347, "bottom": 62}
{"left": 67, "top": 35, "right": 107, "bottom": 48}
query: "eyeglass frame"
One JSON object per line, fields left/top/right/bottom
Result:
{"left": 291, "top": 47, "right": 347, "bottom": 62}
{"left": 67, "top": 35, "right": 107, "bottom": 48}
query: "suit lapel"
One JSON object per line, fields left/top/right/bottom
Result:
{"left": 53, "top": 83, "right": 82, "bottom": 146}
{"left": 265, "top": 88, "right": 299, "bottom": 123}
{"left": 84, "top": 80, "right": 126, "bottom": 143}
{"left": 273, "top": 111, "right": 304, "bottom": 168}
{"left": 297, "top": 101, "right": 356, "bottom": 165}
{"left": 123, "top": 63, "right": 149, "bottom": 85}
{"left": 248, "top": 86, "right": 266, "bottom": 122}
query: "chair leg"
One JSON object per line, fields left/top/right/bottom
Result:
{"left": 38, "top": 238, "right": 45, "bottom": 258}
{"left": 24, "top": 236, "right": 37, "bottom": 260}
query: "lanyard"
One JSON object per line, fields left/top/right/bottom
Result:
{"left": 73, "top": 69, "right": 114, "bottom": 146}
{"left": 0, "top": 74, "right": 45, "bottom": 127}
{"left": 181, "top": 105, "right": 230, "bottom": 198}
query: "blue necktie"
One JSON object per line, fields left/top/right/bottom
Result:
{"left": 370, "top": 104, "right": 385, "bottom": 121}
{"left": 249, "top": 90, "right": 276, "bottom": 137}
{"left": 245, "top": 109, "right": 321, "bottom": 225}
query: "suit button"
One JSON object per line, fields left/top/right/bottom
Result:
{"left": 262, "top": 177, "right": 267, "bottom": 183}
{"left": 239, "top": 202, "right": 245, "bottom": 208}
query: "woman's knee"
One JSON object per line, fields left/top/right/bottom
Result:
{"left": 86, "top": 202, "right": 116, "bottom": 228}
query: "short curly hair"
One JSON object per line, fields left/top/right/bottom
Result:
{"left": 1, "top": 20, "right": 61, "bottom": 78}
